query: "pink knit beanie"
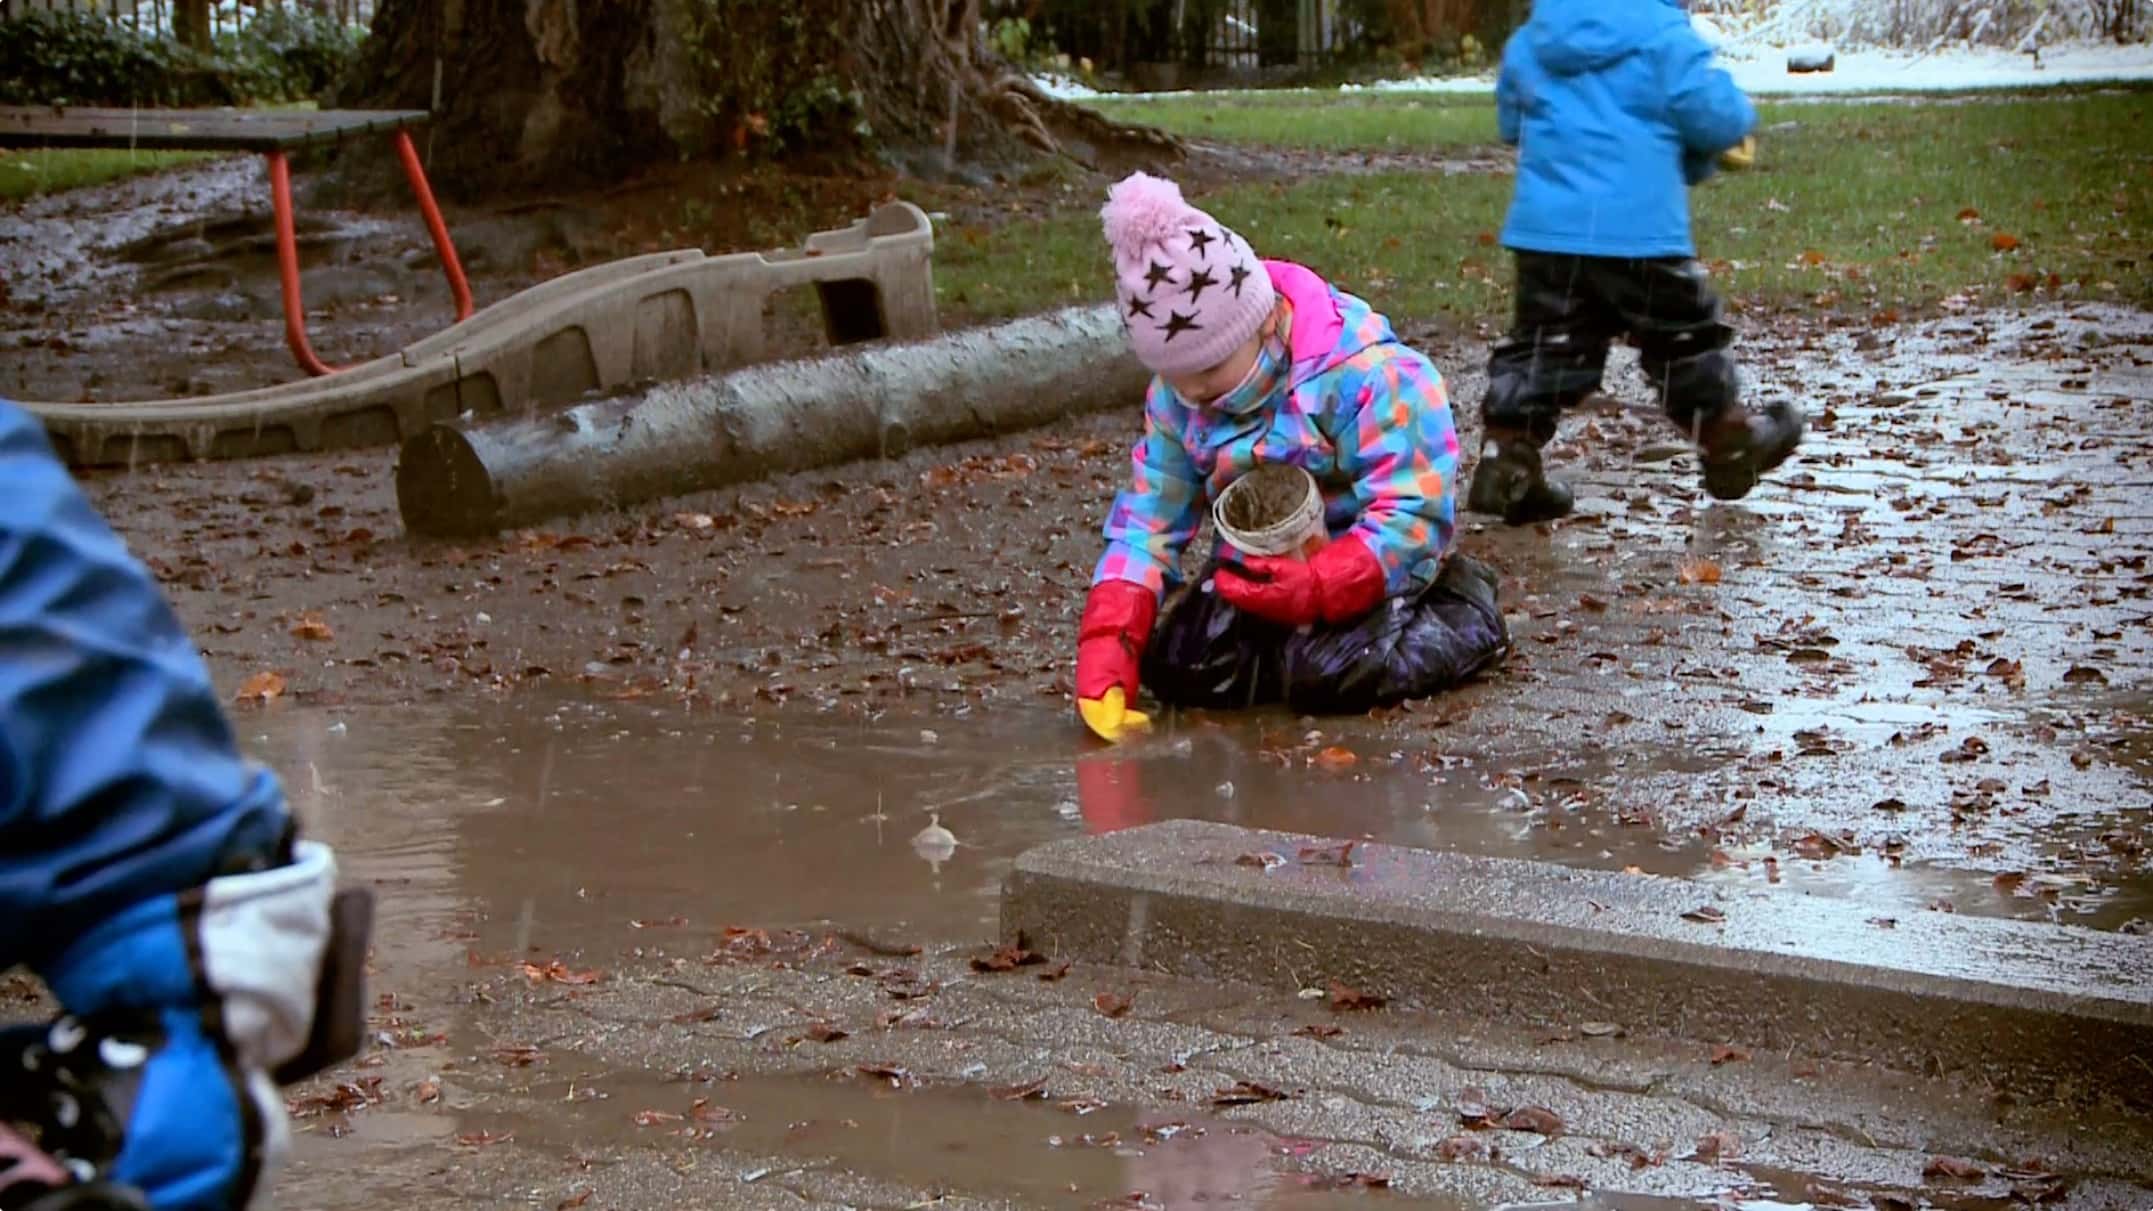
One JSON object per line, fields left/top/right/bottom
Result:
{"left": 1101, "top": 172, "right": 1277, "bottom": 379}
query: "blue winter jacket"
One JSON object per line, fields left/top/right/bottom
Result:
{"left": 0, "top": 399, "right": 289, "bottom": 971}
{"left": 1496, "top": 0, "right": 1756, "bottom": 259}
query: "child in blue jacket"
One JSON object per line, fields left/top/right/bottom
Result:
{"left": 0, "top": 398, "right": 366, "bottom": 1211}
{"left": 1469, "top": 0, "right": 1804, "bottom": 525}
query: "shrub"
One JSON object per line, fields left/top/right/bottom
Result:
{"left": 0, "top": 9, "right": 365, "bottom": 109}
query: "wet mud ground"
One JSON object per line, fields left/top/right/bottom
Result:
{"left": 45, "top": 299, "right": 2147, "bottom": 1210}
{"left": 5, "top": 161, "right": 2152, "bottom": 1208}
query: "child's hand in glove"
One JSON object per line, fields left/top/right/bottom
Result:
{"left": 1215, "top": 536, "right": 1386, "bottom": 628}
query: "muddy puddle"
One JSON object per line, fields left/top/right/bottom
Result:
{"left": 248, "top": 693, "right": 2149, "bottom": 981}
{"left": 388, "top": 1063, "right": 1807, "bottom": 1211}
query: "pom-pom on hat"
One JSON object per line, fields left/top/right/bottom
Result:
{"left": 1101, "top": 172, "right": 1276, "bottom": 380}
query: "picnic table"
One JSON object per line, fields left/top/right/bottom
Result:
{"left": 0, "top": 107, "right": 474, "bottom": 378}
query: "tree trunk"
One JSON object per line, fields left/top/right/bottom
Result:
{"left": 173, "top": 0, "right": 212, "bottom": 52}
{"left": 395, "top": 304, "right": 1147, "bottom": 537}
{"left": 340, "top": 0, "right": 1182, "bottom": 199}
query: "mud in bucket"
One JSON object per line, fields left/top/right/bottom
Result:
{"left": 1214, "top": 464, "right": 1326, "bottom": 560}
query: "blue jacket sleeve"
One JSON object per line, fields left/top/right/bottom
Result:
{"left": 1090, "top": 381, "right": 1205, "bottom": 601}
{"left": 0, "top": 400, "right": 290, "bottom": 972}
{"left": 1495, "top": 38, "right": 1524, "bottom": 147}
{"left": 1661, "top": 29, "right": 1755, "bottom": 156}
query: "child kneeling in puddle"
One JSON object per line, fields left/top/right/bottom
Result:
{"left": 1074, "top": 172, "right": 1508, "bottom": 743}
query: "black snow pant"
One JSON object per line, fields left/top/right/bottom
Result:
{"left": 1140, "top": 553, "right": 1509, "bottom": 716}
{"left": 1483, "top": 252, "right": 1741, "bottom": 445}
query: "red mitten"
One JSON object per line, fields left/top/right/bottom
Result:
{"left": 1075, "top": 579, "right": 1158, "bottom": 742}
{"left": 1216, "top": 534, "right": 1386, "bottom": 627}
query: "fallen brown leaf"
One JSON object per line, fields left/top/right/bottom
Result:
{"left": 1038, "top": 960, "right": 1072, "bottom": 982}
{"left": 1682, "top": 905, "right": 1727, "bottom": 924}
{"left": 1679, "top": 559, "right": 1723, "bottom": 585}
{"left": 1432, "top": 1134, "right": 1487, "bottom": 1162}
{"left": 1303, "top": 1173, "right": 1392, "bottom": 1191}
{"left": 971, "top": 938, "right": 1046, "bottom": 973}
{"left": 1326, "top": 982, "right": 1387, "bottom": 1012}
{"left": 1500, "top": 1106, "right": 1566, "bottom": 1136}
{"left": 1093, "top": 991, "right": 1133, "bottom": 1019}
{"left": 454, "top": 1130, "right": 512, "bottom": 1147}
{"left": 991, "top": 1077, "right": 1050, "bottom": 1102}
{"left": 801, "top": 1022, "right": 849, "bottom": 1044}
{"left": 1991, "top": 232, "right": 2021, "bottom": 252}
{"left": 519, "top": 959, "right": 604, "bottom": 986}
{"left": 1210, "top": 1080, "right": 1292, "bottom": 1107}
{"left": 1314, "top": 745, "right": 1360, "bottom": 771}
{"left": 235, "top": 670, "right": 287, "bottom": 704}
{"left": 1694, "top": 1130, "right": 1741, "bottom": 1163}
{"left": 290, "top": 613, "right": 334, "bottom": 642}
{"left": 1709, "top": 1045, "right": 1751, "bottom": 1066}
{"left": 1298, "top": 840, "right": 1358, "bottom": 867}
{"left": 1293, "top": 1023, "right": 1344, "bottom": 1039}
{"left": 1924, "top": 1155, "right": 1986, "bottom": 1181}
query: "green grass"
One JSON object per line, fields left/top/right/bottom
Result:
{"left": 0, "top": 147, "right": 224, "bottom": 201}
{"left": 1095, "top": 90, "right": 1499, "bottom": 150}
{"left": 937, "top": 88, "right": 2153, "bottom": 326}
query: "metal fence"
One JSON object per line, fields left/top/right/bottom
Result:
{"left": 0, "top": 0, "right": 374, "bottom": 35}
{"left": 1022, "top": 0, "right": 1514, "bottom": 80}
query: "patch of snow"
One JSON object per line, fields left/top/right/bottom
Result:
{"left": 1032, "top": 73, "right": 1105, "bottom": 100}
{"left": 1348, "top": 40, "right": 2153, "bottom": 96}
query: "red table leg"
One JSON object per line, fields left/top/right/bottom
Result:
{"left": 266, "top": 130, "right": 474, "bottom": 379}
{"left": 267, "top": 148, "right": 343, "bottom": 378}
{"left": 392, "top": 128, "right": 473, "bottom": 323}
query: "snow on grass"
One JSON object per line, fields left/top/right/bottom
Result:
{"left": 1038, "top": 35, "right": 2153, "bottom": 103}
{"left": 1354, "top": 41, "right": 2153, "bottom": 96}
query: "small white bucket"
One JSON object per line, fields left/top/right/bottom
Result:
{"left": 1213, "top": 464, "right": 1327, "bottom": 560}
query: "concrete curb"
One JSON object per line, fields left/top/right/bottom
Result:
{"left": 1002, "top": 820, "right": 2153, "bottom": 1114}
{"left": 25, "top": 203, "right": 938, "bottom": 468}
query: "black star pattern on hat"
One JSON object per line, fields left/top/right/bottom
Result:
{"left": 1188, "top": 227, "right": 1217, "bottom": 256}
{"left": 1160, "top": 310, "right": 1201, "bottom": 343}
{"left": 1127, "top": 295, "right": 1154, "bottom": 320}
{"left": 1183, "top": 266, "right": 1218, "bottom": 305}
{"left": 1228, "top": 262, "right": 1252, "bottom": 297}
{"left": 1144, "top": 261, "right": 1174, "bottom": 291}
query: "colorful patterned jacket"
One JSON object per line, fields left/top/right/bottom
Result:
{"left": 1090, "top": 260, "right": 1460, "bottom": 602}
